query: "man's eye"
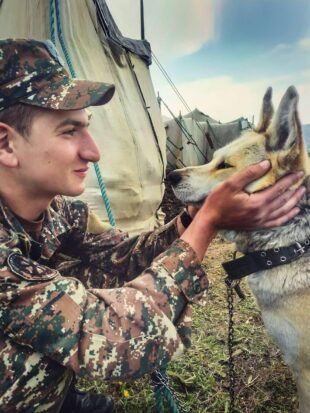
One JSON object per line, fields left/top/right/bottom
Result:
{"left": 217, "top": 161, "right": 232, "bottom": 169}
{"left": 64, "top": 129, "right": 77, "bottom": 136}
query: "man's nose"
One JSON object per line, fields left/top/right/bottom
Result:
{"left": 80, "top": 133, "right": 100, "bottom": 162}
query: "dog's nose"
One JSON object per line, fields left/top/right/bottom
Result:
{"left": 166, "top": 171, "right": 182, "bottom": 186}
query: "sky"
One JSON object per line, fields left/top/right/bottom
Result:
{"left": 106, "top": 0, "right": 310, "bottom": 125}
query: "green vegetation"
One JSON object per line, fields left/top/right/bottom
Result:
{"left": 78, "top": 237, "right": 298, "bottom": 412}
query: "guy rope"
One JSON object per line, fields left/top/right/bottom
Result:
{"left": 49, "top": 0, "right": 116, "bottom": 227}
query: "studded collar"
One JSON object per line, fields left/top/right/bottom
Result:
{"left": 222, "top": 239, "right": 310, "bottom": 283}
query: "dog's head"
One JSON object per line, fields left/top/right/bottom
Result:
{"left": 168, "top": 86, "right": 309, "bottom": 205}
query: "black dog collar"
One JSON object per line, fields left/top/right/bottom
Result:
{"left": 180, "top": 210, "right": 193, "bottom": 228}
{"left": 223, "top": 239, "right": 310, "bottom": 283}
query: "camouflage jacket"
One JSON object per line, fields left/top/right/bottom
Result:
{"left": 0, "top": 196, "right": 208, "bottom": 412}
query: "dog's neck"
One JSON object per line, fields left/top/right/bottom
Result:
{"left": 223, "top": 177, "right": 310, "bottom": 254}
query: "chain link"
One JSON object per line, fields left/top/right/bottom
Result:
{"left": 151, "top": 369, "right": 192, "bottom": 413}
{"left": 152, "top": 281, "right": 240, "bottom": 413}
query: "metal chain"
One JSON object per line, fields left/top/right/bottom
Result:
{"left": 226, "top": 282, "right": 236, "bottom": 413}
{"left": 151, "top": 369, "right": 192, "bottom": 413}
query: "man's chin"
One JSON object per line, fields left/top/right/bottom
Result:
{"left": 61, "top": 186, "right": 85, "bottom": 197}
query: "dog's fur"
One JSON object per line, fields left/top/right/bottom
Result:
{"left": 169, "top": 86, "right": 310, "bottom": 412}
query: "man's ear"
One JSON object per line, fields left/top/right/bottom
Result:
{"left": 0, "top": 123, "right": 19, "bottom": 167}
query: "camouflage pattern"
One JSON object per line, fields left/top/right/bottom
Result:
{"left": 0, "top": 196, "right": 208, "bottom": 412}
{"left": 0, "top": 39, "right": 115, "bottom": 111}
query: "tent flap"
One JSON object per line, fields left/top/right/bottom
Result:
{"left": 95, "top": 0, "right": 152, "bottom": 65}
{"left": 166, "top": 111, "right": 251, "bottom": 168}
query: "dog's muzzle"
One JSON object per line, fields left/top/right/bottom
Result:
{"left": 166, "top": 170, "right": 182, "bottom": 186}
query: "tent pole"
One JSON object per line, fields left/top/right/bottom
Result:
{"left": 140, "top": 0, "right": 145, "bottom": 40}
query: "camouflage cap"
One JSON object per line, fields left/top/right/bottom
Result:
{"left": 0, "top": 38, "right": 115, "bottom": 111}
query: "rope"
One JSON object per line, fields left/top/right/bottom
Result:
{"left": 166, "top": 137, "right": 183, "bottom": 151}
{"left": 166, "top": 145, "right": 186, "bottom": 168}
{"left": 49, "top": 0, "right": 116, "bottom": 227}
{"left": 151, "top": 369, "right": 181, "bottom": 413}
{"left": 160, "top": 97, "right": 207, "bottom": 163}
{"left": 54, "top": 0, "right": 76, "bottom": 77}
{"left": 154, "top": 386, "right": 165, "bottom": 413}
{"left": 162, "top": 388, "right": 180, "bottom": 413}
{"left": 152, "top": 53, "right": 189, "bottom": 113}
{"left": 153, "top": 51, "right": 230, "bottom": 151}
{"left": 166, "top": 138, "right": 186, "bottom": 168}
{"left": 152, "top": 52, "right": 221, "bottom": 148}
{"left": 49, "top": 0, "right": 56, "bottom": 44}
{"left": 160, "top": 100, "right": 195, "bottom": 146}
{"left": 93, "top": 163, "right": 116, "bottom": 227}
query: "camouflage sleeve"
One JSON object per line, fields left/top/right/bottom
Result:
{"left": 59, "top": 197, "right": 182, "bottom": 286}
{"left": 0, "top": 225, "right": 208, "bottom": 381}
{"left": 80, "top": 218, "right": 181, "bottom": 283}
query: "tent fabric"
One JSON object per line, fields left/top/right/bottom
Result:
{"left": 0, "top": 0, "right": 166, "bottom": 235}
{"left": 166, "top": 109, "right": 251, "bottom": 169}
{"left": 166, "top": 116, "right": 210, "bottom": 169}
{"left": 167, "top": 118, "right": 208, "bottom": 168}
{"left": 183, "top": 108, "right": 219, "bottom": 124}
{"left": 95, "top": 0, "right": 152, "bottom": 65}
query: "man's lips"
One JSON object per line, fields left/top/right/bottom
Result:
{"left": 74, "top": 167, "right": 89, "bottom": 176}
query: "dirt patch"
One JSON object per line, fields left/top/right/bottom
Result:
{"left": 160, "top": 172, "right": 184, "bottom": 223}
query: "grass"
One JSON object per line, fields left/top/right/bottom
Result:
{"left": 78, "top": 236, "right": 298, "bottom": 412}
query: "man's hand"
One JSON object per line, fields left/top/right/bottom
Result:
{"left": 180, "top": 160, "right": 305, "bottom": 261}
{"left": 202, "top": 160, "right": 305, "bottom": 231}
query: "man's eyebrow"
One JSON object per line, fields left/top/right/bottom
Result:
{"left": 55, "top": 118, "right": 90, "bottom": 130}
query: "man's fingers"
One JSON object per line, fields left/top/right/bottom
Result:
{"left": 261, "top": 207, "right": 300, "bottom": 228}
{"left": 259, "top": 183, "right": 305, "bottom": 228}
{"left": 266, "top": 187, "right": 306, "bottom": 220}
{"left": 228, "top": 160, "right": 270, "bottom": 191}
{"left": 187, "top": 205, "right": 200, "bottom": 219}
{"left": 258, "top": 171, "right": 304, "bottom": 203}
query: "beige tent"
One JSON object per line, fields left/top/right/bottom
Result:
{"left": 165, "top": 108, "right": 251, "bottom": 169}
{"left": 0, "top": 0, "right": 166, "bottom": 234}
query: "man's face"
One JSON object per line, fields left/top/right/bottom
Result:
{"left": 13, "top": 108, "right": 100, "bottom": 199}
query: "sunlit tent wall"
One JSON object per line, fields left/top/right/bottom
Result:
{"left": 165, "top": 108, "right": 251, "bottom": 169}
{"left": 0, "top": 0, "right": 166, "bottom": 234}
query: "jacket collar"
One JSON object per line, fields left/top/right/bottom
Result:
{"left": 0, "top": 197, "right": 71, "bottom": 259}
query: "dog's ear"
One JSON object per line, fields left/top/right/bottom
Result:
{"left": 267, "top": 86, "right": 301, "bottom": 151}
{"left": 255, "top": 87, "right": 274, "bottom": 133}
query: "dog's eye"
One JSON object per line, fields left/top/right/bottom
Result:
{"left": 217, "top": 161, "right": 232, "bottom": 169}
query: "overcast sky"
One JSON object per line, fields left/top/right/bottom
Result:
{"left": 106, "top": 0, "right": 310, "bottom": 124}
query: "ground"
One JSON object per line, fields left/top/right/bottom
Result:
{"left": 79, "top": 184, "right": 298, "bottom": 412}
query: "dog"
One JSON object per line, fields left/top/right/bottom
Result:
{"left": 168, "top": 86, "right": 310, "bottom": 412}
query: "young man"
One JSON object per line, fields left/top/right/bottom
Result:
{"left": 0, "top": 39, "right": 305, "bottom": 413}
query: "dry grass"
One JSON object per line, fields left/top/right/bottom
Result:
{"left": 79, "top": 236, "right": 298, "bottom": 412}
